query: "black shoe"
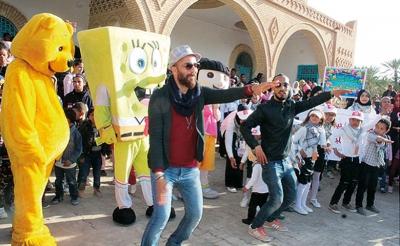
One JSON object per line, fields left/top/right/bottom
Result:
{"left": 242, "top": 218, "right": 253, "bottom": 225}
{"left": 51, "top": 196, "right": 63, "bottom": 205}
{"left": 275, "top": 214, "right": 285, "bottom": 220}
{"left": 284, "top": 206, "right": 294, "bottom": 212}
{"left": 146, "top": 206, "right": 176, "bottom": 221}
{"left": 380, "top": 188, "right": 386, "bottom": 194}
{"left": 101, "top": 170, "right": 107, "bottom": 176}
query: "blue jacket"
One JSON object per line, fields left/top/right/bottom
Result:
{"left": 148, "top": 80, "right": 249, "bottom": 171}
{"left": 62, "top": 124, "right": 82, "bottom": 164}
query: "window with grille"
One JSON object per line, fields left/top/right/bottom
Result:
{"left": 0, "top": 16, "right": 17, "bottom": 39}
{"left": 297, "top": 65, "right": 318, "bottom": 83}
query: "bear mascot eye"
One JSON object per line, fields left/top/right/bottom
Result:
{"left": 58, "top": 46, "right": 63, "bottom": 51}
{"left": 207, "top": 72, "right": 214, "bottom": 79}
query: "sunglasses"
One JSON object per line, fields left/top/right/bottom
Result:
{"left": 176, "top": 62, "right": 201, "bottom": 70}
{"left": 275, "top": 82, "right": 289, "bottom": 88}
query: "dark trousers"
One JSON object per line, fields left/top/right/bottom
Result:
{"left": 78, "top": 151, "right": 102, "bottom": 190}
{"left": 54, "top": 166, "right": 78, "bottom": 200}
{"left": 225, "top": 156, "right": 243, "bottom": 189}
{"left": 355, "top": 162, "right": 379, "bottom": 208}
{"left": 0, "top": 159, "right": 14, "bottom": 207}
{"left": 246, "top": 192, "right": 269, "bottom": 221}
{"left": 330, "top": 156, "right": 360, "bottom": 205}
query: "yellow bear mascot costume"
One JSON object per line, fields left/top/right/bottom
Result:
{"left": 1, "top": 13, "right": 74, "bottom": 245}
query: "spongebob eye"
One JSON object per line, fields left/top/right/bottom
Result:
{"left": 129, "top": 47, "right": 147, "bottom": 74}
{"left": 207, "top": 72, "right": 214, "bottom": 79}
{"left": 151, "top": 49, "right": 162, "bottom": 73}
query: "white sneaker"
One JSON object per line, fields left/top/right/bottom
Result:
{"left": 294, "top": 206, "right": 308, "bottom": 215}
{"left": 240, "top": 197, "right": 249, "bottom": 208}
{"left": 128, "top": 184, "right": 137, "bottom": 195}
{"left": 310, "top": 199, "right": 321, "bottom": 208}
{"left": 63, "top": 184, "right": 69, "bottom": 193}
{"left": 0, "top": 208, "right": 8, "bottom": 219}
{"left": 226, "top": 187, "right": 237, "bottom": 193}
{"left": 302, "top": 205, "right": 313, "bottom": 213}
{"left": 202, "top": 187, "right": 219, "bottom": 199}
{"left": 86, "top": 178, "right": 93, "bottom": 187}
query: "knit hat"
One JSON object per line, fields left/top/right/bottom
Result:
{"left": 169, "top": 45, "right": 201, "bottom": 69}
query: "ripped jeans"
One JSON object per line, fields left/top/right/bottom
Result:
{"left": 330, "top": 156, "right": 360, "bottom": 205}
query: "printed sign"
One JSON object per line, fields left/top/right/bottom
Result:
{"left": 323, "top": 67, "right": 366, "bottom": 98}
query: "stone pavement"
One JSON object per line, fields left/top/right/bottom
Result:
{"left": 0, "top": 157, "right": 399, "bottom": 246}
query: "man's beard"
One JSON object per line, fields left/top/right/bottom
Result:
{"left": 274, "top": 91, "right": 288, "bottom": 101}
{"left": 177, "top": 71, "right": 196, "bottom": 90}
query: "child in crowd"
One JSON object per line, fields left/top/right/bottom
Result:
{"left": 241, "top": 141, "right": 269, "bottom": 225}
{"left": 51, "top": 108, "right": 82, "bottom": 206}
{"left": 379, "top": 134, "right": 392, "bottom": 193}
{"left": 221, "top": 104, "right": 253, "bottom": 193}
{"left": 239, "top": 126, "right": 260, "bottom": 207}
{"left": 355, "top": 118, "right": 393, "bottom": 215}
{"left": 77, "top": 107, "right": 111, "bottom": 198}
{"left": 63, "top": 59, "right": 84, "bottom": 96}
{"left": 328, "top": 110, "right": 386, "bottom": 214}
{"left": 293, "top": 109, "right": 326, "bottom": 215}
{"left": 247, "top": 94, "right": 260, "bottom": 111}
{"left": 309, "top": 104, "right": 337, "bottom": 208}
{"left": 72, "top": 102, "right": 88, "bottom": 127}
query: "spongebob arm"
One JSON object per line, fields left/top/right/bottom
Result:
{"left": 95, "top": 84, "right": 117, "bottom": 144}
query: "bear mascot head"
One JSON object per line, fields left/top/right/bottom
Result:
{"left": 1, "top": 13, "right": 74, "bottom": 245}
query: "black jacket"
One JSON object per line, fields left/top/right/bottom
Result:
{"left": 78, "top": 120, "right": 111, "bottom": 156}
{"left": 240, "top": 92, "right": 332, "bottom": 161}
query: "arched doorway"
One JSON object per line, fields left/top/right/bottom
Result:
{"left": 234, "top": 52, "right": 253, "bottom": 84}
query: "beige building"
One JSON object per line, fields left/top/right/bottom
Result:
{"left": 1, "top": 0, "right": 356, "bottom": 83}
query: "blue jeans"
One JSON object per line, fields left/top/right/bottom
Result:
{"left": 54, "top": 166, "right": 78, "bottom": 199}
{"left": 141, "top": 167, "right": 203, "bottom": 246}
{"left": 251, "top": 157, "right": 297, "bottom": 228}
{"left": 78, "top": 152, "right": 102, "bottom": 189}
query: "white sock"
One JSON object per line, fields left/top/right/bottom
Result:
{"left": 301, "top": 183, "right": 311, "bottom": 208}
{"left": 310, "top": 172, "right": 320, "bottom": 200}
{"left": 115, "top": 182, "right": 132, "bottom": 209}
{"left": 295, "top": 183, "right": 306, "bottom": 209}
{"left": 200, "top": 169, "right": 209, "bottom": 187}
{"left": 139, "top": 178, "right": 153, "bottom": 206}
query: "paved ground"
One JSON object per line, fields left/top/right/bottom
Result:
{"left": 0, "top": 157, "right": 399, "bottom": 246}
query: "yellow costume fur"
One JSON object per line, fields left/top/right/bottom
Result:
{"left": 1, "top": 13, "right": 74, "bottom": 245}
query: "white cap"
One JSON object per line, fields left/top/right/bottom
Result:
{"left": 309, "top": 109, "right": 323, "bottom": 119}
{"left": 237, "top": 109, "right": 253, "bottom": 120}
{"left": 323, "top": 104, "right": 337, "bottom": 114}
{"left": 251, "top": 126, "right": 261, "bottom": 135}
{"left": 350, "top": 110, "right": 364, "bottom": 121}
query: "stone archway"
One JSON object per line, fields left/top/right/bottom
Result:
{"left": 272, "top": 23, "right": 328, "bottom": 83}
{"left": 160, "top": 0, "right": 271, "bottom": 79}
{"left": 0, "top": 2, "right": 28, "bottom": 31}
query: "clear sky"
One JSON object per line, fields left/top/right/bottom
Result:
{"left": 308, "top": 0, "right": 400, "bottom": 75}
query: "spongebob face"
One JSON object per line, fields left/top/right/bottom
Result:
{"left": 78, "top": 27, "right": 170, "bottom": 141}
{"left": 77, "top": 27, "right": 170, "bottom": 101}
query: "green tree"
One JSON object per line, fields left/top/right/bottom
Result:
{"left": 381, "top": 59, "right": 400, "bottom": 92}
{"left": 357, "top": 66, "right": 388, "bottom": 97}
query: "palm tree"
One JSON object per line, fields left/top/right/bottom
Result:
{"left": 362, "top": 66, "right": 388, "bottom": 97}
{"left": 381, "top": 59, "right": 400, "bottom": 92}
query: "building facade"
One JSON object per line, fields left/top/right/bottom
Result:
{"left": 1, "top": 0, "right": 357, "bottom": 83}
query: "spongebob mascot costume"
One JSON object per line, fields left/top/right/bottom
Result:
{"left": 1, "top": 13, "right": 74, "bottom": 245}
{"left": 77, "top": 27, "right": 170, "bottom": 226}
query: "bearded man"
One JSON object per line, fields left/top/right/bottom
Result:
{"left": 141, "top": 45, "right": 278, "bottom": 246}
{"left": 240, "top": 73, "right": 348, "bottom": 242}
